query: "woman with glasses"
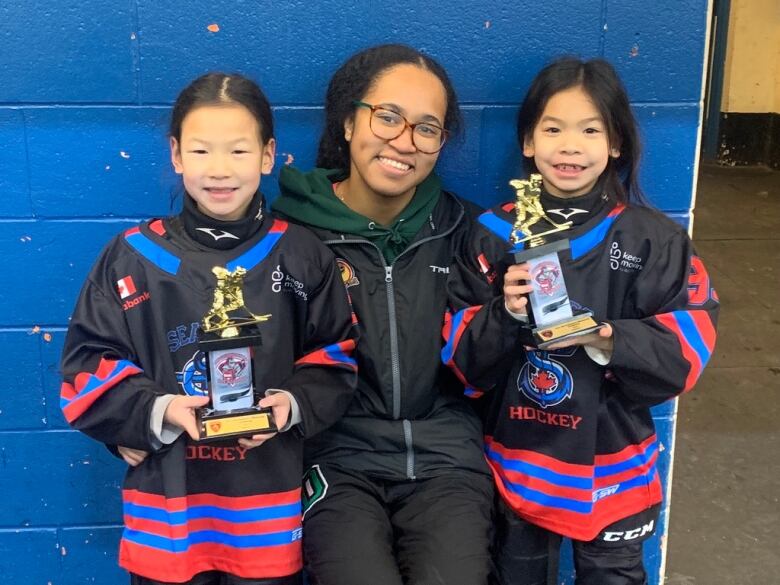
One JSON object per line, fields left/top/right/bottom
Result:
{"left": 273, "top": 44, "right": 493, "bottom": 585}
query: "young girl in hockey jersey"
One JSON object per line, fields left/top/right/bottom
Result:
{"left": 444, "top": 57, "right": 719, "bottom": 585}
{"left": 60, "top": 73, "right": 357, "bottom": 585}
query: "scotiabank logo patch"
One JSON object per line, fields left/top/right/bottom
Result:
{"left": 123, "top": 291, "right": 150, "bottom": 311}
{"left": 117, "top": 275, "right": 150, "bottom": 311}
{"left": 116, "top": 276, "right": 136, "bottom": 299}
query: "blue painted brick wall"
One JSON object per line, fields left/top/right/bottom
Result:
{"left": 0, "top": 1, "right": 708, "bottom": 583}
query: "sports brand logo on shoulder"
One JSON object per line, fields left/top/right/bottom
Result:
{"left": 336, "top": 258, "right": 360, "bottom": 288}
{"left": 608, "top": 241, "right": 644, "bottom": 273}
{"left": 117, "top": 275, "right": 151, "bottom": 311}
{"left": 271, "top": 265, "right": 308, "bottom": 300}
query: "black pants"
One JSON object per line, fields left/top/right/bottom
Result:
{"left": 302, "top": 464, "right": 494, "bottom": 585}
{"left": 491, "top": 499, "right": 660, "bottom": 585}
{"left": 130, "top": 571, "right": 302, "bottom": 585}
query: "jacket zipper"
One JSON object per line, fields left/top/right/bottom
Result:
{"left": 321, "top": 201, "right": 465, "bottom": 479}
{"left": 384, "top": 265, "right": 402, "bottom": 419}
{"left": 403, "top": 419, "right": 416, "bottom": 480}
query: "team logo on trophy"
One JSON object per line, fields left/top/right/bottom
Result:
{"left": 509, "top": 174, "right": 602, "bottom": 348}
{"left": 196, "top": 266, "right": 276, "bottom": 441}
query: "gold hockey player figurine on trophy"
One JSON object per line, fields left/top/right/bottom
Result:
{"left": 196, "top": 265, "right": 276, "bottom": 441}
{"left": 508, "top": 174, "right": 601, "bottom": 348}
{"left": 509, "top": 174, "right": 572, "bottom": 248}
{"left": 202, "top": 266, "right": 271, "bottom": 338}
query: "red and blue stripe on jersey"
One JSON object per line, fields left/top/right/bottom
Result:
{"left": 655, "top": 309, "right": 716, "bottom": 392}
{"left": 295, "top": 339, "right": 357, "bottom": 372}
{"left": 486, "top": 434, "right": 662, "bottom": 541}
{"left": 121, "top": 488, "right": 302, "bottom": 581}
{"left": 478, "top": 204, "right": 626, "bottom": 261}
{"left": 123, "top": 219, "right": 289, "bottom": 276}
{"left": 442, "top": 307, "right": 485, "bottom": 398}
{"left": 60, "top": 357, "right": 143, "bottom": 423}
{"left": 478, "top": 208, "right": 514, "bottom": 242}
{"left": 570, "top": 204, "right": 626, "bottom": 260}
{"left": 227, "top": 219, "right": 288, "bottom": 272}
{"left": 125, "top": 226, "right": 181, "bottom": 275}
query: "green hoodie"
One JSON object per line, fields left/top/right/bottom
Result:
{"left": 274, "top": 166, "right": 442, "bottom": 263}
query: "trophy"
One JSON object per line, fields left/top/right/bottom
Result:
{"left": 196, "top": 266, "right": 276, "bottom": 441}
{"left": 508, "top": 174, "right": 602, "bottom": 348}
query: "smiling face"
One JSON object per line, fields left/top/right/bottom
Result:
{"left": 523, "top": 85, "right": 619, "bottom": 198}
{"left": 170, "top": 103, "right": 276, "bottom": 221}
{"left": 343, "top": 63, "right": 448, "bottom": 206}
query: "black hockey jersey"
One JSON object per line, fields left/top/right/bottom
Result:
{"left": 444, "top": 196, "right": 718, "bottom": 541}
{"left": 60, "top": 214, "right": 358, "bottom": 581}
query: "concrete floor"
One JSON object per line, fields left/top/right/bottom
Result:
{"left": 665, "top": 164, "right": 780, "bottom": 584}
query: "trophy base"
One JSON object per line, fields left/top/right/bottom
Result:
{"left": 197, "top": 406, "right": 277, "bottom": 442}
{"left": 519, "top": 310, "right": 604, "bottom": 349}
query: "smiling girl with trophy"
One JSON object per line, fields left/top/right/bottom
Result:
{"left": 59, "top": 73, "right": 357, "bottom": 585}
{"left": 444, "top": 57, "right": 719, "bottom": 585}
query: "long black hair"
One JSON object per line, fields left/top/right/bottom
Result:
{"left": 317, "top": 44, "right": 461, "bottom": 170}
{"left": 517, "top": 57, "right": 647, "bottom": 205}
{"left": 170, "top": 72, "right": 274, "bottom": 143}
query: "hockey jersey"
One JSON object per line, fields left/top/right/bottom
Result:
{"left": 443, "top": 192, "right": 718, "bottom": 541}
{"left": 60, "top": 213, "right": 358, "bottom": 581}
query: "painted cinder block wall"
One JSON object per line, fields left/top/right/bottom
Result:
{"left": 0, "top": 1, "right": 709, "bottom": 583}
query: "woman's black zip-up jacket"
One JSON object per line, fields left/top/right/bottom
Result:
{"left": 274, "top": 167, "right": 490, "bottom": 481}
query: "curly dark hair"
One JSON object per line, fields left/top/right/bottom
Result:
{"left": 316, "top": 44, "right": 461, "bottom": 170}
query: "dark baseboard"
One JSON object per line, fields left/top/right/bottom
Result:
{"left": 717, "top": 112, "right": 779, "bottom": 170}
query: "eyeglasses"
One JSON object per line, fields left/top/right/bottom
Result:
{"left": 352, "top": 100, "right": 449, "bottom": 154}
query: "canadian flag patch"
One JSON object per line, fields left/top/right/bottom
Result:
{"left": 477, "top": 253, "right": 491, "bottom": 274}
{"left": 116, "top": 276, "right": 137, "bottom": 299}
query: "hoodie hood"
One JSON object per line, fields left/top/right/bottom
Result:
{"left": 274, "top": 166, "right": 441, "bottom": 262}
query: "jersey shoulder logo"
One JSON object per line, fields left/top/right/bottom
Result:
{"left": 116, "top": 275, "right": 137, "bottom": 299}
{"left": 609, "top": 240, "right": 644, "bottom": 273}
{"left": 336, "top": 258, "right": 360, "bottom": 288}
